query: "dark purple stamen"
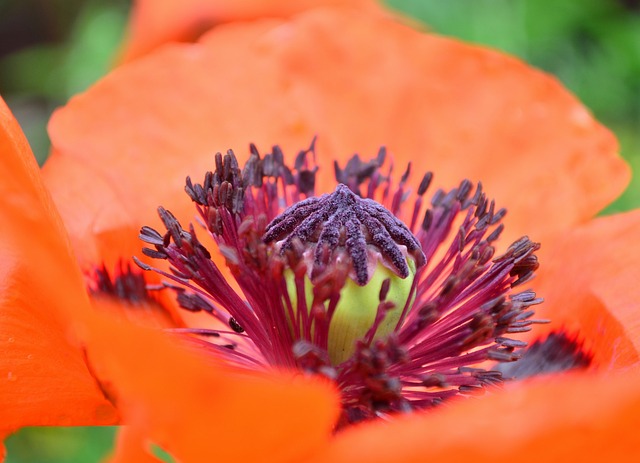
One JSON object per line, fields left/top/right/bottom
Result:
{"left": 89, "top": 262, "right": 182, "bottom": 328}
{"left": 496, "top": 331, "right": 592, "bottom": 379}
{"left": 263, "top": 184, "right": 426, "bottom": 285}
{"left": 90, "top": 263, "right": 153, "bottom": 304}
{"left": 136, "top": 140, "right": 552, "bottom": 428}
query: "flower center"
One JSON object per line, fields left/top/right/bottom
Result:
{"left": 264, "top": 183, "right": 426, "bottom": 284}
{"left": 263, "top": 183, "right": 426, "bottom": 364}
{"left": 137, "top": 140, "right": 546, "bottom": 426}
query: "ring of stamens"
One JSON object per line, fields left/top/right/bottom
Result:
{"left": 137, "top": 141, "right": 547, "bottom": 427}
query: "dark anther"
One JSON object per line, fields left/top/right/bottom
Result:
{"left": 400, "top": 163, "right": 412, "bottom": 184}
{"left": 243, "top": 144, "right": 264, "bottom": 188}
{"left": 139, "top": 226, "right": 164, "bottom": 246}
{"left": 91, "top": 263, "right": 151, "bottom": 304}
{"left": 334, "top": 148, "right": 386, "bottom": 196}
{"left": 456, "top": 179, "right": 473, "bottom": 203}
{"left": 496, "top": 331, "right": 592, "bottom": 379}
{"left": 173, "top": 141, "right": 310, "bottom": 219}
{"left": 293, "top": 340, "right": 337, "bottom": 379}
{"left": 486, "top": 223, "right": 505, "bottom": 243}
{"left": 495, "top": 336, "right": 528, "bottom": 349}
{"left": 176, "top": 291, "right": 215, "bottom": 313}
{"left": 185, "top": 149, "right": 245, "bottom": 215}
{"left": 229, "top": 317, "right": 245, "bottom": 333}
{"left": 293, "top": 137, "right": 319, "bottom": 196}
{"left": 422, "top": 374, "right": 447, "bottom": 388}
{"left": 263, "top": 184, "right": 426, "bottom": 285}
{"left": 132, "top": 256, "right": 152, "bottom": 271}
{"left": 417, "top": 172, "right": 433, "bottom": 196}
{"left": 158, "top": 207, "right": 184, "bottom": 247}
{"left": 139, "top": 226, "right": 170, "bottom": 260}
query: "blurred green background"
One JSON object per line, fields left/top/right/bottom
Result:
{"left": 1, "top": 0, "right": 639, "bottom": 461}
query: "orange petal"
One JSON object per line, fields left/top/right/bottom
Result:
{"left": 90, "top": 290, "right": 183, "bottom": 330}
{"left": 41, "top": 151, "right": 142, "bottom": 270}
{"left": 47, "top": 7, "right": 627, "bottom": 270}
{"left": 532, "top": 210, "right": 640, "bottom": 369}
{"left": 82, "top": 298, "right": 339, "bottom": 463}
{"left": 308, "top": 369, "right": 640, "bottom": 463}
{"left": 0, "top": 98, "right": 117, "bottom": 431}
{"left": 118, "top": 0, "right": 383, "bottom": 63}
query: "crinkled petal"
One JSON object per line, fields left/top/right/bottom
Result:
{"left": 84, "top": 298, "right": 339, "bottom": 463}
{"left": 0, "top": 98, "right": 117, "bottom": 431}
{"left": 308, "top": 369, "right": 640, "bottom": 463}
{"left": 41, "top": 151, "right": 142, "bottom": 269}
{"left": 533, "top": 210, "right": 640, "bottom": 369}
{"left": 118, "top": 0, "right": 383, "bottom": 63}
{"left": 46, "top": 7, "right": 627, "bottom": 269}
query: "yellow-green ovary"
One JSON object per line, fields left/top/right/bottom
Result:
{"left": 285, "top": 258, "right": 416, "bottom": 365}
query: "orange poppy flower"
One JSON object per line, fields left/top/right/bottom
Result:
{"left": 2, "top": 4, "right": 640, "bottom": 462}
